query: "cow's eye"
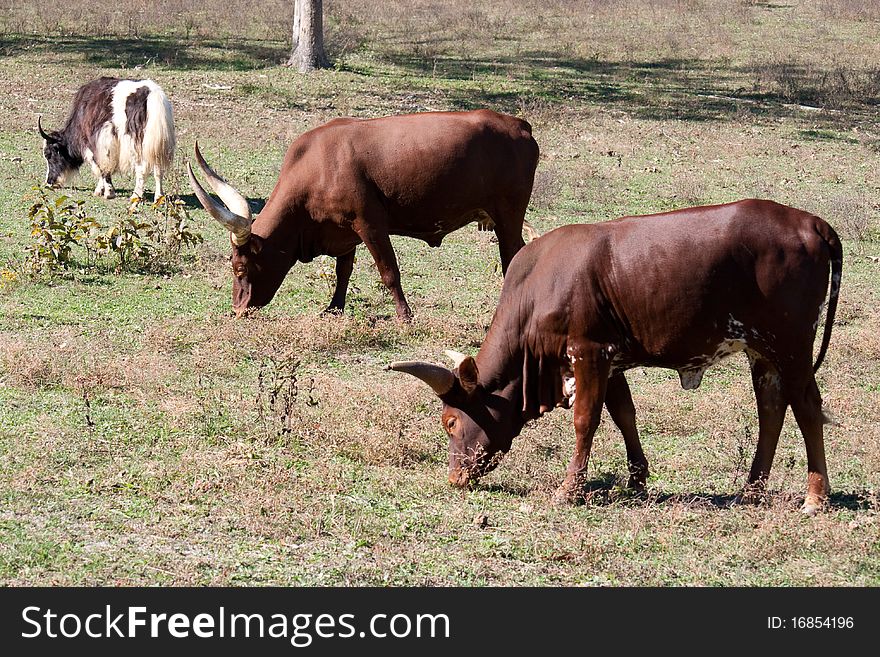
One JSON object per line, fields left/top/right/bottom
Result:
{"left": 446, "top": 417, "right": 457, "bottom": 432}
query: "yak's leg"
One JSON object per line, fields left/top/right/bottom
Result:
{"left": 84, "top": 153, "right": 107, "bottom": 197}
{"left": 357, "top": 227, "right": 412, "bottom": 322}
{"left": 324, "top": 248, "right": 356, "bottom": 314}
{"left": 132, "top": 162, "right": 148, "bottom": 201}
{"left": 101, "top": 174, "right": 115, "bottom": 199}
{"left": 604, "top": 373, "right": 649, "bottom": 490}
{"left": 786, "top": 368, "right": 831, "bottom": 515}
{"left": 552, "top": 343, "right": 611, "bottom": 504}
{"left": 152, "top": 166, "right": 164, "bottom": 202}
{"left": 742, "top": 355, "right": 787, "bottom": 503}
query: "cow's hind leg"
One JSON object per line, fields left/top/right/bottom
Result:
{"left": 553, "top": 343, "right": 611, "bottom": 505}
{"left": 785, "top": 368, "right": 831, "bottom": 515}
{"left": 604, "top": 373, "right": 649, "bottom": 490}
{"left": 494, "top": 225, "right": 525, "bottom": 275}
{"left": 356, "top": 225, "right": 413, "bottom": 322}
{"left": 742, "top": 354, "right": 788, "bottom": 504}
{"left": 492, "top": 199, "right": 529, "bottom": 274}
{"left": 324, "top": 248, "right": 356, "bottom": 314}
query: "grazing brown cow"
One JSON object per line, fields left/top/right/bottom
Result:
{"left": 389, "top": 199, "right": 842, "bottom": 515}
{"left": 188, "top": 110, "right": 539, "bottom": 321}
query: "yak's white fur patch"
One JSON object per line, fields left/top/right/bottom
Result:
{"left": 106, "top": 79, "right": 175, "bottom": 201}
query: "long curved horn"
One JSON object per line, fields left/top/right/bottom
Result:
{"left": 37, "top": 116, "right": 53, "bottom": 142}
{"left": 193, "top": 142, "right": 252, "bottom": 223}
{"left": 386, "top": 361, "right": 455, "bottom": 396}
{"left": 187, "top": 162, "right": 252, "bottom": 246}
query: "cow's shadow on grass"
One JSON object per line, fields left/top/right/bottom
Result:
{"left": 586, "top": 480, "right": 875, "bottom": 511}
{"left": 479, "top": 472, "right": 876, "bottom": 512}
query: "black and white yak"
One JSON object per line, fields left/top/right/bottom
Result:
{"left": 38, "top": 77, "right": 175, "bottom": 202}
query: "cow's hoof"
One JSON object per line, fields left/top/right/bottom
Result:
{"left": 627, "top": 475, "right": 648, "bottom": 492}
{"left": 551, "top": 483, "right": 582, "bottom": 506}
{"left": 104, "top": 189, "right": 116, "bottom": 199}
{"left": 738, "top": 487, "right": 765, "bottom": 506}
{"left": 321, "top": 307, "right": 343, "bottom": 317}
{"left": 801, "top": 497, "right": 825, "bottom": 516}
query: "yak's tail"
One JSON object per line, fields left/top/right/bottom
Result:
{"left": 813, "top": 220, "right": 843, "bottom": 373}
{"left": 142, "top": 82, "right": 175, "bottom": 174}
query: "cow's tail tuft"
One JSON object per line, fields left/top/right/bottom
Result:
{"left": 143, "top": 84, "right": 175, "bottom": 175}
{"left": 813, "top": 220, "right": 843, "bottom": 373}
{"left": 522, "top": 220, "right": 541, "bottom": 243}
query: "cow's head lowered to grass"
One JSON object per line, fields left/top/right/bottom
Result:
{"left": 388, "top": 351, "right": 523, "bottom": 486}
{"left": 188, "top": 143, "right": 291, "bottom": 317}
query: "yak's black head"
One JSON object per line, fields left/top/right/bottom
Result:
{"left": 39, "top": 118, "right": 79, "bottom": 188}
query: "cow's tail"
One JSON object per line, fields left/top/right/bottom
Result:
{"left": 813, "top": 219, "right": 843, "bottom": 373}
{"left": 522, "top": 219, "right": 541, "bottom": 243}
{"left": 143, "top": 84, "right": 175, "bottom": 175}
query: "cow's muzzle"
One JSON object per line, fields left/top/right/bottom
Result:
{"left": 448, "top": 468, "right": 473, "bottom": 487}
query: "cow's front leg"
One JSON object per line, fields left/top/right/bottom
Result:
{"left": 324, "top": 248, "right": 356, "bottom": 314}
{"left": 552, "top": 343, "right": 612, "bottom": 504}
{"left": 358, "top": 227, "right": 413, "bottom": 322}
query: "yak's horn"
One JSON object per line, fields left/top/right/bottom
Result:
{"left": 190, "top": 142, "right": 252, "bottom": 245}
{"left": 386, "top": 361, "right": 455, "bottom": 396}
{"left": 37, "top": 116, "right": 53, "bottom": 142}
{"left": 444, "top": 350, "right": 469, "bottom": 369}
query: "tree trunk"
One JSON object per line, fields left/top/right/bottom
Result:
{"left": 287, "top": 0, "right": 329, "bottom": 71}
{"left": 290, "top": 0, "right": 301, "bottom": 52}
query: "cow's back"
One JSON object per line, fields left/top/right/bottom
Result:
{"left": 273, "top": 110, "right": 538, "bottom": 226}
{"left": 493, "top": 200, "right": 837, "bottom": 368}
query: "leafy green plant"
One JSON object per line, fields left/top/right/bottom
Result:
{"left": 24, "top": 187, "right": 100, "bottom": 273}
{"left": 138, "top": 195, "right": 203, "bottom": 264}
{"left": 24, "top": 188, "right": 203, "bottom": 275}
{"left": 96, "top": 215, "right": 153, "bottom": 271}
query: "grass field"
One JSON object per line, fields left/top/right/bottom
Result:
{"left": 0, "top": 0, "right": 878, "bottom": 585}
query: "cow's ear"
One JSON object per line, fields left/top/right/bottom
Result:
{"left": 457, "top": 356, "right": 479, "bottom": 395}
{"left": 248, "top": 235, "right": 263, "bottom": 256}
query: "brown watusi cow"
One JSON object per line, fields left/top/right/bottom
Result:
{"left": 188, "top": 110, "right": 539, "bottom": 320}
{"left": 390, "top": 199, "right": 842, "bottom": 515}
